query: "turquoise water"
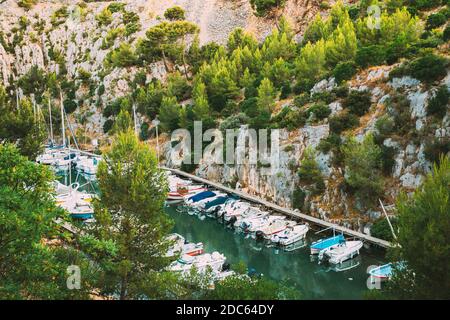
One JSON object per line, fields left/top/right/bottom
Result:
{"left": 58, "top": 171, "right": 386, "bottom": 299}
{"left": 168, "top": 205, "right": 386, "bottom": 300}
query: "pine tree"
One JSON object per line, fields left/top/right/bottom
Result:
{"left": 295, "top": 39, "right": 327, "bottom": 83}
{"left": 257, "top": 78, "right": 277, "bottom": 114}
{"left": 159, "top": 96, "right": 181, "bottom": 132}
{"left": 192, "top": 81, "right": 211, "bottom": 121}
{"left": 81, "top": 130, "right": 173, "bottom": 300}
{"left": 325, "top": 19, "right": 357, "bottom": 67}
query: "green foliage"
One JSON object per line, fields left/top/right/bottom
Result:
{"left": 0, "top": 91, "right": 46, "bottom": 159}
{"left": 307, "top": 102, "right": 331, "bottom": 122}
{"left": 355, "top": 45, "right": 386, "bottom": 68}
{"left": 257, "top": 78, "right": 277, "bottom": 114}
{"left": 96, "top": 7, "right": 113, "bottom": 26}
{"left": 50, "top": 6, "right": 69, "bottom": 26}
{"left": 164, "top": 6, "right": 186, "bottom": 21}
{"left": 17, "top": 0, "right": 37, "bottom": 10}
{"left": 387, "top": 157, "right": 450, "bottom": 299}
{"left": 167, "top": 71, "right": 191, "bottom": 100}
{"left": 81, "top": 130, "right": 173, "bottom": 300}
{"left": 424, "top": 137, "right": 450, "bottom": 165}
{"left": 101, "top": 27, "right": 124, "bottom": 49}
{"left": 443, "top": 24, "right": 450, "bottom": 41}
{"left": 250, "top": 0, "right": 287, "bottom": 17}
{"left": 298, "top": 147, "right": 324, "bottom": 189}
{"left": 332, "top": 61, "right": 357, "bottom": 83}
{"left": 329, "top": 111, "right": 359, "bottom": 134}
{"left": 392, "top": 53, "right": 448, "bottom": 84}
{"left": 292, "top": 187, "right": 307, "bottom": 210}
{"left": 426, "top": 13, "right": 447, "bottom": 30}
{"left": 343, "top": 134, "right": 384, "bottom": 208}
{"left": 159, "top": 96, "right": 181, "bottom": 132}
{"left": 106, "top": 42, "right": 137, "bottom": 68}
{"left": 427, "top": 85, "right": 450, "bottom": 118}
{"left": 0, "top": 144, "right": 95, "bottom": 299}
{"left": 17, "top": 65, "right": 48, "bottom": 103}
{"left": 192, "top": 81, "right": 211, "bottom": 121}
{"left": 371, "top": 217, "right": 398, "bottom": 242}
{"left": 103, "top": 118, "right": 114, "bottom": 134}
{"left": 343, "top": 90, "right": 372, "bottom": 116}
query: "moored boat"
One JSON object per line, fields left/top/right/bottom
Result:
{"left": 318, "top": 240, "right": 363, "bottom": 264}
{"left": 310, "top": 234, "right": 345, "bottom": 255}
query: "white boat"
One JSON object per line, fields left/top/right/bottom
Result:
{"left": 244, "top": 214, "right": 284, "bottom": 234}
{"left": 168, "top": 252, "right": 226, "bottom": 274}
{"left": 271, "top": 224, "right": 309, "bottom": 245}
{"left": 54, "top": 181, "right": 95, "bottom": 220}
{"left": 255, "top": 218, "right": 295, "bottom": 240}
{"left": 166, "top": 233, "right": 204, "bottom": 257}
{"left": 238, "top": 209, "right": 269, "bottom": 231}
{"left": 220, "top": 201, "right": 250, "bottom": 217}
{"left": 188, "top": 192, "right": 227, "bottom": 209}
{"left": 36, "top": 149, "right": 67, "bottom": 166}
{"left": 167, "top": 184, "right": 207, "bottom": 201}
{"left": 75, "top": 156, "right": 100, "bottom": 175}
{"left": 318, "top": 240, "right": 364, "bottom": 264}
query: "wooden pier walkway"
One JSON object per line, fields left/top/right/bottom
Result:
{"left": 162, "top": 167, "right": 392, "bottom": 249}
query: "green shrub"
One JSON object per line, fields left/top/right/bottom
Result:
{"left": 250, "top": 0, "right": 287, "bottom": 17}
{"left": 51, "top": 6, "right": 69, "bottom": 26}
{"left": 294, "top": 93, "right": 310, "bottom": 108}
{"left": 371, "top": 217, "right": 398, "bottom": 241}
{"left": 424, "top": 138, "right": 450, "bottom": 164}
{"left": 428, "top": 85, "right": 450, "bottom": 118}
{"left": 332, "top": 84, "right": 349, "bottom": 98}
{"left": 164, "top": 6, "right": 186, "bottom": 21}
{"left": 333, "top": 61, "right": 357, "bottom": 83}
{"left": 317, "top": 133, "right": 342, "bottom": 153}
{"left": 426, "top": 13, "right": 447, "bottom": 30}
{"left": 63, "top": 99, "right": 77, "bottom": 114}
{"left": 355, "top": 45, "right": 386, "bottom": 68}
{"left": 329, "top": 112, "right": 359, "bottom": 134}
{"left": 409, "top": 53, "right": 448, "bottom": 83}
{"left": 17, "top": 0, "right": 37, "bottom": 10}
{"left": 96, "top": 8, "right": 113, "bottom": 26}
{"left": 342, "top": 135, "right": 384, "bottom": 208}
{"left": 298, "top": 148, "right": 322, "bottom": 183}
{"left": 103, "top": 119, "right": 114, "bottom": 133}
{"left": 375, "top": 114, "right": 395, "bottom": 138}
{"left": 292, "top": 187, "right": 306, "bottom": 210}
{"left": 107, "top": 2, "right": 126, "bottom": 13}
{"left": 139, "top": 122, "right": 150, "bottom": 141}
{"left": 444, "top": 24, "right": 450, "bottom": 41}
{"left": 343, "top": 90, "right": 372, "bottom": 116}
{"left": 307, "top": 102, "right": 331, "bottom": 121}
{"left": 219, "top": 113, "right": 250, "bottom": 131}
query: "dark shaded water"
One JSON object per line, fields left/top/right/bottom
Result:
{"left": 58, "top": 171, "right": 386, "bottom": 299}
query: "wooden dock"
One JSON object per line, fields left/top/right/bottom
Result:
{"left": 162, "top": 167, "right": 392, "bottom": 249}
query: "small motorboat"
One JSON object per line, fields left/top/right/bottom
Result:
{"left": 368, "top": 262, "right": 405, "bottom": 281}
{"left": 310, "top": 234, "right": 345, "bottom": 255}
{"left": 255, "top": 218, "right": 294, "bottom": 240}
{"left": 318, "top": 240, "right": 363, "bottom": 264}
{"left": 166, "top": 233, "right": 204, "bottom": 257}
{"left": 167, "top": 184, "right": 206, "bottom": 201}
{"left": 185, "top": 190, "right": 217, "bottom": 205}
{"left": 168, "top": 252, "right": 227, "bottom": 274}
{"left": 271, "top": 224, "right": 309, "bottom": 246}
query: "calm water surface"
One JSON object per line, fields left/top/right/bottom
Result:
{"left": 59, "top": 171, "right": 386, "bottom": 299}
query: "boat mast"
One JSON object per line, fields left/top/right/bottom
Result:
{"left": 379, "top": 199, "right": 398, "bottom": 240}
{"left": 60, "top": 90, "right": 66, "bottom": 147}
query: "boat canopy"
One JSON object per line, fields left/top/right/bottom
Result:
{"left": 204, "top": 196, "right": 229, "bottom": 209}
{"left": 311, "top": 234, "right": 345, "bottom": 250}
{"left": 188, "top": 190, "right": 216, "bottom": 202}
